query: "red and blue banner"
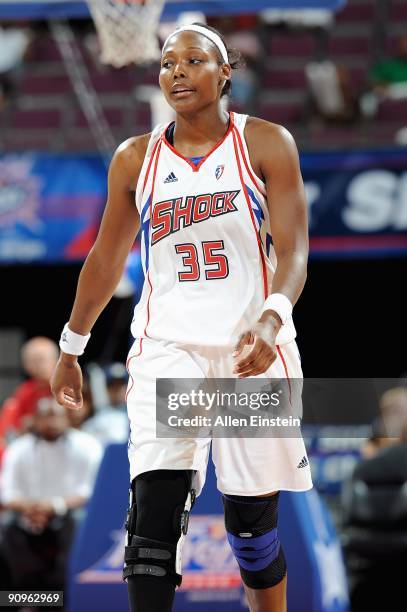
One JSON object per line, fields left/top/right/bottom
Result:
{"left": 0, "top": 149, "right": 406, "bottom": 263}
{"left": 0, "top": 154, "right": 106, "bottom": 263}
{"left": 304, "top": 149, "right": 407, "bottom": 259}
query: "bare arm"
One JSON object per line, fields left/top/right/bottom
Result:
{"left": 234, "top": 120, "right": 308, "bottom": 377}
{"left": 261, "top": 123, "right": 308, "bottom": 308}
{"left": 68, "top": 138, "right": 147, "bottom": 335}
{"left": 51, "top": 135, "right": 149, "bottom": 407}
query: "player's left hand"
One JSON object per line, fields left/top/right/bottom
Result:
{"left": 233, "top": 316, "right": 280, "bottom": 378}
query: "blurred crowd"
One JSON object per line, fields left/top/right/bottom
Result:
{"left": 0, "top": 22, "right": 31, "bottom": 110}
{"left": 0, "top": 333, "right": 406, "bottom": 610}
{"left": 307, "top": 34, "right": 407, "bottom": 127}
{"left": 339, "top": 387, "right": 407, "bottom": 611}
{"left": 1, "top": 5, "right": 407, "bottom": 147}
{"left": 0, "top": 336, "right": 129, "bottom": 610}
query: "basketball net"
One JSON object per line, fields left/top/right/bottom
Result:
{"left": 85, "top": 0, "right": 166, "bottom": 68}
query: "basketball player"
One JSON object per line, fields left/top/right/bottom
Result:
{"left": 51, "top": 23, "right": 312, "bottom": 612}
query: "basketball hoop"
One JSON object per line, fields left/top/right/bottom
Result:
{"left": 85, "top": 0, "right": 165, "bottom": 68}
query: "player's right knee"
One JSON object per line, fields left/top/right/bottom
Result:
{"left": 123, "top": 469, "right": 196, "bottom": 587}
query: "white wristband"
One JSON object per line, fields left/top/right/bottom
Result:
{"left": 262, "top": 293, "right": 293, "bottom": 325}
{"left": 59, "top": 322, "right": 91, "bottom": 356}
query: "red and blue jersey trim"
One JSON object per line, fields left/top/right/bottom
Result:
{"left": 232, "top": 126, "right": 268, "bottom": 299}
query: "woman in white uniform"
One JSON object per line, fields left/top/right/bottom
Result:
{"left": 51, "top": 23, "right": 312, "bottom": 612}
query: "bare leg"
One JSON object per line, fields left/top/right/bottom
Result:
{"left": 244, "top": 574, "right": 287, "bottom": 612}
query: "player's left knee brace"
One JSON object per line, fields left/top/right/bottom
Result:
{"left": 222, "top": 492, "right": 287, "bottom": 590}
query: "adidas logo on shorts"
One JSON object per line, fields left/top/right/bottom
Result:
{"left": 164, "top": 171, "right": 178, "bottom": 183}
{"left": 297, "top": 456, "right": 309, "bottom": 469}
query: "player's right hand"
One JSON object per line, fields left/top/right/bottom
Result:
{"left": 50, "top": 355, "right": 83, "bottom": 410}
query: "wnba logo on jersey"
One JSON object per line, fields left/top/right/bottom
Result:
{"left": 215, "top": 164, "right": 225, "bottom": 180}
{"left": 151, "top": 190, "right": 240, "bottom": 245}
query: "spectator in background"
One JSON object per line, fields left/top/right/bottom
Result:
{"left": 379, "top": 386, "right": 407, "bottom": 437}
{"left": 353, "top": 385, "right": 407, "bottom": 484}
{"left": 0, "top": 337, "right": 59, "bottom": 463}
{"left": 361, "top": 387, "right": 407, "bottom": 458}
{"left": 306, "top": 60, "right": 359, "bottom": 123}
{"left": 360, "top": 418, "right": 395, "bottom": 460}
{"left": 342, "top": 388, "right": 407, "bottom": 610}
{"left": 211, "top": 15, "right": 260, "bottom": 113}
{"left": 371, "top": 35, "right": 407, "bottom": 93}
{"left": 361, "top": 36, "right": 407, "bottom": 119}
{"left": 105, "top": 362, "right": 127, "bottom": 411}
{"left": 0, "top": 22, "right": 31, "bottom": 109}
{"left": 0, "top": 395, "right": 102, "bottom": 594}
{"left": 81, "top": 364, "right": 129, "bottom": 447}
{"left": 353, "top": 425, "right": 407, "bottom": 485}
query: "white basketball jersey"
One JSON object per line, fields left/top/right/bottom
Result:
{"left": 131, "top": 112, "right": 296, "bottom": 347}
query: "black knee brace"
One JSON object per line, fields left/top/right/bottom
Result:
{"left": 222, "top": 492, "right": 287, "bottom": 590}
{"left": 123, "top": 470, "right": 196, "bottom": 587}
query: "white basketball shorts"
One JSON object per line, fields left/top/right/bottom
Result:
{"left": 126, "top": 337, "right": 313, "bottom": 496}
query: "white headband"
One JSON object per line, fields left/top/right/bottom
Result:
{"left": 162, "top": 25, "right": 229, "bottom": 64}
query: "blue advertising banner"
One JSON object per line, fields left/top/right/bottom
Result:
{"left": 0, "top": 149, "right": 406, "bottom": 263}
{"left": 68, "top": 444, "right": 349, "bottom": 612}
{"left": 303, "top": 425, "right": 370, "bottom": 494}
{"left": 305, "top": 149, "right": 407, "bottom": 258}
{"left": 0, "top": 1, "right": 346, "bottom": 21}
{"left": 0, "top": 154, "right": 106, "bottom": 262}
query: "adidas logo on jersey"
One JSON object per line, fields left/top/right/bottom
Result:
{"left": 164, "top": 172, "right": 178, "bottom": 183}
{"left": 297, "top": 456, "right": 309, "bottom": 469}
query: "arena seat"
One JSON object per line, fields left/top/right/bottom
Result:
{"left": 74, "top": 108, "right": 124, "bottom": 129}
{"left": 3, "top": 0, "right": 405, "bottom": 152}
{"left": 21, "top": 74, "right": 72, "bottom": 96}
{"left": 259, "top": 100, "right": 303, "bottom": 124}
{"left": 12, "top": 109, "right": 62, "bottom": 129}
{"left": 89, "top": 70, "right": 135, "bottom": 94}
{"left": 328, "top": 36, "right": 371, "bottom": 57}
{"left": 377, "top": 99, "right": 407, "bottom": 122}
{"left": 335, "top": 2, "right": 375, "bottom": 24}
{"left": 268, "top": 34, "right": 317, "bottom": 59}
{"left": 389, "top": 1, "right": 407, "bottom": 23}
{"left": 264, "top": 67, "right": 307, "bottom": 89}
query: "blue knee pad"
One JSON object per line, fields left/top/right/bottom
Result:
{"left": 222, "top": 493, "right": 287, "bottom": 589}
{"left": 227, "top": 528, "right": 281, "bottom": 571}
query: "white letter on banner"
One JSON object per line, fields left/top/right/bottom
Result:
{"left": 394, "top": 172, "right": 407, "bottom": 230}
{"left": 304, "top": 181, "right": 321, "bottom": 227}
{"left": 343, "top": 170, "right": 395, "bottom": 231}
